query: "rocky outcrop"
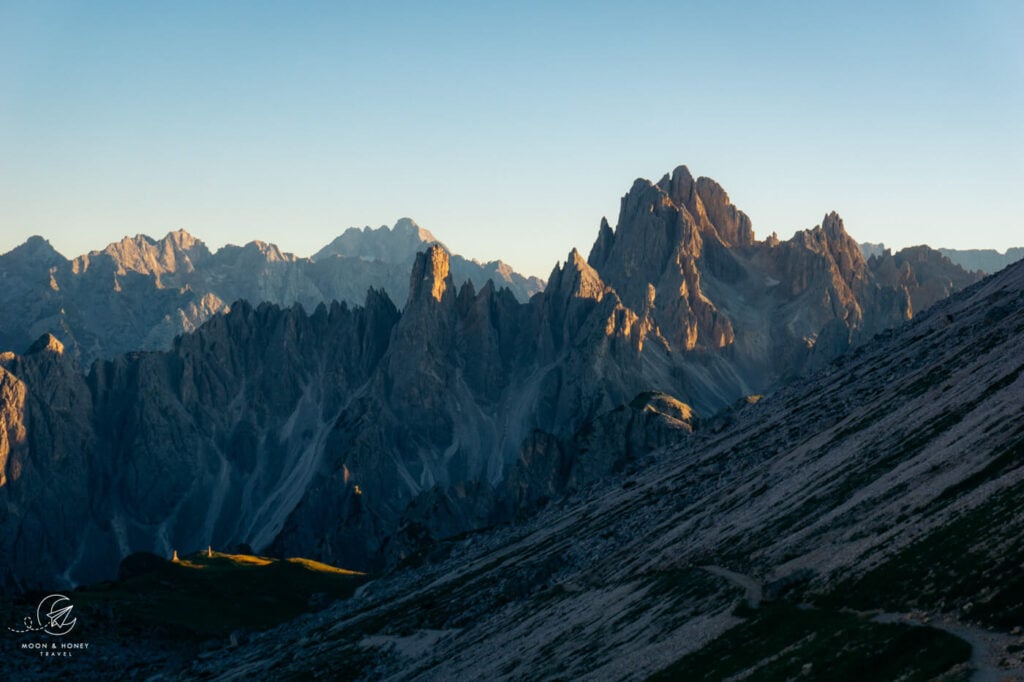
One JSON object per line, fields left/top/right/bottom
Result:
{"left": 0, "top": 220, "right": 545, "bottom": 366}
{"left": 591, "top": 170, "right": 983, "bottom": 388}
{"left": 868, "top": 245, "right": 983, "bottom": 316}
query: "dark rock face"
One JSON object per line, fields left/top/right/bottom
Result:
{"left": 0, "top": 220, "right": 545, "bottom": 366}
{"left": 0, "top": 166, "right": 984, "bottom": 591}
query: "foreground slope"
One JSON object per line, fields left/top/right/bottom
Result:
{"left": 181, "top": 257, "right": 1024, "bottom": 680}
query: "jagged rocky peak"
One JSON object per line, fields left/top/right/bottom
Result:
{"left": 587, "top": 167, "right": 738, "bottom": 353}
{"left": 651, "top": 165, "right": 756, "bottom": 247}
{"left": 780, "top": 210, "right": 867, "bottom": 291}
{"left": 814, "top": 211, "right": 865, "bottom": 274}
{"left": 866, "top": 244, "right": 983, "bottom": 318}
{"left": 161, "top": 228, "right": 204, "bottom": 252}
{"left": 408, "top": 244, "right": 453, "bottom": 305}
{"left": 549, "top": 248, "right": 606, "bottom": 302}
{"left": 594, "top": 163, "right": 758, "bottom": 281}
{"left": 590, "top": 175, "right": 701, "bottom": 280}
{"left": 25, "top": 333, "right": 65, "bottom": 356}
{"left": 314, "top": 218, "right": 443, "bottom": 263}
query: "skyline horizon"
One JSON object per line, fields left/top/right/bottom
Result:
{"left": 4, "top": 173, "right": 1023, "bottom": 281}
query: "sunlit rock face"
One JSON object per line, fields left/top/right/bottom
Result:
{"left": 0, "top": 167, "right": 983, "bottom": 591}
{"left": 0, "top": 220, "right": 545, "bottom": 367}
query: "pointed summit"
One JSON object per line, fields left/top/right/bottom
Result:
{"left": 796, "top": 211, "right": 866, "bottom": 278}
{"left": 821, "top": 211, "right": 848, "bottom": 240}
{"left": 393, "top": 217, "right": 440, "bottom": 244}
{"left": 587, "top": 217, "right": 615, "bottom": 271}
{"left": 161, "top": 229, "right": 204, "bottom": 252}
{"left": 657, "top": 165, "right": 698, "bottom": 209}
{"left": 549, "top": 249, "right": 606, "bottom": 302}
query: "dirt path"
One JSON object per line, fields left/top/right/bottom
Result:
{"left": 701, "top": 565, "right": 762, "bottom": 608}
{"left": 874, "top": 612, "right": 1024, "bottom": 682}
{"left": 699, "top": 565, "right": 1024, "bottom": 680}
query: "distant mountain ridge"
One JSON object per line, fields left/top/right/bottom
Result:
{"left": 861, "top": 241, "right": 1024, "bottom": 274}
{"left": 0, "top": 219, "right": 545, "bottom": 365}
{"left": 0, "top": 165, "right": 985, "bottom": 592}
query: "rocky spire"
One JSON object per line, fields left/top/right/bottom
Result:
{"left": 587, "top": 217, "right": 615, "bottom": 271}
{"left": 407, "top": 245, "right": 454, "bottom": 307}
{"left": 548, "top": 249, "right": 606, "bottom": 303}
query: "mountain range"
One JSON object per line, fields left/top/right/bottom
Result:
{"left": 0, "top": 165, "right": 987, "bottom": 595}
{"left": 0, "top": 218, "right": 544, "bottom": 367}
{"left": 180, "top": 238, "right": 1024, "bottom": 681}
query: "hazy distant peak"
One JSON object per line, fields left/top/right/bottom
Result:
{"left": 162, "top": 228, "right": 205, "bottom": 252}
{"left": 237, "top": 239, "right": 295, "bottom": 263}
{"left": 69, "top": 229, "right": 213, "bottom": 278}
{"left": 858, "top": 243, "right": 1024, "bottom": 275}
{"left": 313, "top": 218, "right": 445, "bottom": 264}
{"left": 393, "top": 217, "right": 439, "bottom": 243}
{"left": 936, "top": 246, "right": 1024, "bottom": 274}
{"left": 0, "top": 235, "right": 67, "bottom": 265}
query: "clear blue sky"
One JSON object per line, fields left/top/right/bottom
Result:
{"left": 1, "top": 1, "right": 1021, "bottom": 278}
